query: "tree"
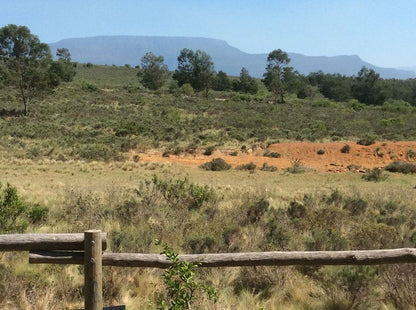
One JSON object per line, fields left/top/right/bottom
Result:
{"left": 0, "top": 24, "right": 74, "bottom": 115}
{"left": 138, "top": 52, "right": 169, "bottom": 90}
{"left": 236, "top": 67, "right": 258, "bottom": 94}
{"left": 211, "top": 70, "right": 231, "bottom": 91}
{"left": 262, "top": 49, "right": 293, "bottom": 103}
{"left": 48, "top": 48, "right": 76, "bottom": 86}
{"left": 352, "top": 67, "right": 385, "bottom": 105}
{"left": 173, "top": 49, "right": 215, "bottom": 94}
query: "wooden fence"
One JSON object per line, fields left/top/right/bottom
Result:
{"left": 1, "top": 230, "right": 416, "bottom": 310}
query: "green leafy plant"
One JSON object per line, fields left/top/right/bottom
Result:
{"left": 341, "top": 144, "right": 351, "bottom": 153}
{"left": 384, "top": 161, "right": 416, "bottom": 174}
{"left": 0, "top": 182, "right": 28, "bottom": 233}
{"left": 156, "top": 240, "right": 217, "bottom": 310}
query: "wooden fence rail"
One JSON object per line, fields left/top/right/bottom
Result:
{"left": 0, "top": 233, "right": 107, "bottom": 251}
{"left": 29, "top": 248, "right": 416, "bottom": 268}
{"left": 2, "top": 231, "right": 416, "bottom": 310}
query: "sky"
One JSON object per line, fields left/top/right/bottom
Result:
{"left": 1, "top": 0, "right": 416, "bottom": 68}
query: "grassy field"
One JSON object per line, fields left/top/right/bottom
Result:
{"left": 0, "top": 65, "right": 415, "bottom": 309}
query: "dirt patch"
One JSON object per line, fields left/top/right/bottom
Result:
{"left": 132, "top": 141, "right": 416, "bottom": 172}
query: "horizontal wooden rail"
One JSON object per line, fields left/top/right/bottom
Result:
{"left": 0, "top": 233, "right": 107, "bottom": 251}
{"left": 29, "top": 248, "right": 416, "bottom": 268}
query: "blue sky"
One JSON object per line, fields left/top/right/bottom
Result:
{"left": 1, "top": 0, "right": 415, "bottom": 68}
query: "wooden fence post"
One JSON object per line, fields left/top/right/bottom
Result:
{"left": 84, "top": 230, "right": 103, "bottom": 310}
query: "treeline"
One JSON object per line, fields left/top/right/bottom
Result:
{"left": 138, "top": 49, "right": 416, "bottom": 106}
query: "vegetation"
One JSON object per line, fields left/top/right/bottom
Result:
{"left": 0, "top": 24, "right": 75, "bottom": 115}
{"left": 0, "top": 23, "right": 416, "bottom": 310}
{"left": 138, "top": 52, "right": 169, "bottom": 90}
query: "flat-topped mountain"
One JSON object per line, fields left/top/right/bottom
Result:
{"left": 49, "top": 36, "right": 415, "bottom": 79}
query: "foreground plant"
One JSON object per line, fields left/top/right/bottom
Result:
{"left": 156, "top": 240, "right": 217, "bottom": 310}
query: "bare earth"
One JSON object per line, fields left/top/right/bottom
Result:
{"left": 133, "top": 141, "right": 416, "bottom": 172}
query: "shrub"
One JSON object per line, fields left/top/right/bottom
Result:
{"left": 362, "top": 167, "right": 387, "bottom": 181}
{"left": 156, "top": 240, "right": 217, "bottom": 309}
{"left": 245, "top": 198, "right": 269, "bottom": 224}
{"left": 317, "top": 149, "right": 325, "bottom": 155}
{"left": 343, "top": 198, "right": 368, "bottom": 216}
{"left": 384, "top": 161, "right": 416, "bottom": 174}
{"left": 79, "top": 80, "right": 99, "bottom": 92}
{"left": 0, "top": 182, "right": 28, "bottom": 233}
{"left": 263, "top": 150, "right": 281, "bottom": 158}
{"left": 287, "top": 201, "right": 307, "bottom": 219}
{"left": 203, "top": 145, "right": 215, "bottom": 156}
{"left": 28, "top": 204, "right": 48, "bottom": 224}
{"left": 232, "top": 267, "right": 278, "bottom": 299}
{"left": 406, "top": 149, "right": 415, "bottom": 159}
{"left": 341, "top": 144, "right": 351, "bottom": 153}
{"left": 200, "top": 158, "right": 231, "bottom": 171}
{"left": 286, "top": 158, "right": 306, "bottom": 173}
{"left": 260, "top": 163, "right": 278, "bottom": 172}
{"left": 357, "top": 135, "right": 376, "bottom": 146}
{"left": 236, "top": 162, "right": 256, "bottom": 171}
{"left": 152, "top": 176, "right": 215, "bottom": 210}
{"left": 229, "top": 150, "right": 238, "bottom": 156}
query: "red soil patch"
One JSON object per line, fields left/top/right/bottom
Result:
{"left": 132, "top": 141, "right": 416, "bottom": 172}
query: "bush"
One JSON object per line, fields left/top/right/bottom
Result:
{"left": 152, "top": 176, "right": 215, "bottom": 210}
{"left": 200, "top": 158, "right": 231, "bottom": 171}
{"left": 317, "top": 149, "right": 325, "bottom": 155}
{"left": 0, "top": 182, "right": 28, "bottom": 233}
{"left": 260, "top": 163, "right": 278, "bottom": 172}
{"left": 28, "top": 204, "right": 48, "bottom": 224}
{"left": 406, "top": 149, "right": 415, "bottom": 159}
{"left": 263, "top": 150, "right": 281, "bottom": 158}
{"left": 203, "top": 145, "right": 215, "bottom": 156}
{"left": 245, "top": 198, "right": 269, "bottom": 224}
{"left": 343, "top": 198, "right": 368, "bottom": 216}
{"left": 341, "top": 144, "right": 351, "bottom": 153}
{"left": 286, "top": 158, "right": 306, "bottom": 173}
{"left": 357, "top": 135, "right": 376, "bottom": 146}
{"left": 236, "top": 162, "right": 256, "bottom": 171}
{"left": 362, "top": 167, "right": 387, "bottom": 181}
{"left": 384, "top": 161, "right": 416, "bottom": 174}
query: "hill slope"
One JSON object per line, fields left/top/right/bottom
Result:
{"left": 49, "top": 36, "right": 416, "bottom": 79}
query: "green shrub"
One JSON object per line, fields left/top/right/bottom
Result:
{"left": 232, "top": 267, "right": 277, "bottom": 299}
{"left": 317, "top": 149, "right": 325, "bottom": 155}
{"left": 406, "top": 149, "right": 415, "bottom": 159}
{"left": 236, "top": 162, "right": 256, "bottom": 171}
{"left": 341, "top": 144, "right": 351, "bottom": 153}
{"left": 357, "top": 135, "right": 377, "bottom": 146}
{"left": 245, "top": 198, "right": 269, "bottom": 224}
{"left": 287, "top": 201, "right": 307, "bottom": 219}
{"left": 28, "top": 204, "right": 48, "bottom": 224}
{"left": 79, "top": 80, "right": 99, "bottom": 92}
{"left": 229, "top": 150, "right": 238, "bottom": 156}
{"left": 384, "top": 161, "right": 416, "bottom": 174}
{"left": 263, "top": 150, "right": 281, "bottom": 158}
{"left": 305, "top": 229, "right": 349, "bottom": 251}
{"left": 343, "top": 198, "right": 368, "bottom": 216}
{"left": 156, "top": 240, "right": 217, "bottom": 309}
{"left": 152, "top": 176, "right": 215, "bottom": 210}
{"left": 0, "top": 182, "right": 28, "bottom": 233}
{"left": 200, "top": 158, "right": 231, "bottom": 171}
{"left": 362, "top": 167, "right": 387, "bottom": 181}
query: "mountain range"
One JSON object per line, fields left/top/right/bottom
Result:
{"left": 49, "top": 36, "right": 416, "bottom": 79}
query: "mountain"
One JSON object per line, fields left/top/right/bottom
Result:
{"left": 49, "top": 36, "right": 416, "bottom": 79}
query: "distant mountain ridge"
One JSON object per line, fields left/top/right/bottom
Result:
{"left": 49, "top": 36, "right": 416, "bottom": 79}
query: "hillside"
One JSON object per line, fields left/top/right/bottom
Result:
{"left": 49, "top": 36, "right": 416, "bottom": 79}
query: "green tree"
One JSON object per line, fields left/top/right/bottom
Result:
{"left": 173, "top": 49, "right": 215, "bottom": 94}
{"left": 48, "top": 47, "right": 76, "bottom": 86}
{"left": 0, "top": 25, "right": 52, "bottom": 115}
{"left": 262, "top": 49, "right": 293, "bottom": 103}
{"left": 138, "top": 52, "right": 169, "bottom": 90}
{"left": 211, "top": 70, "right": 231, "bottom": 91}
{"left": 0, "top": 24, "right": 74, "bottom": 115}
{"left": 352, "top": 67, "right": 385, "bottom": 105}
{"left": 236, "top": 67, "right": 258, "bottom": 94}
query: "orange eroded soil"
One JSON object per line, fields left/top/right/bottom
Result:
{"left": 132, "top": 141, "right": 416, "bottom": 172}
